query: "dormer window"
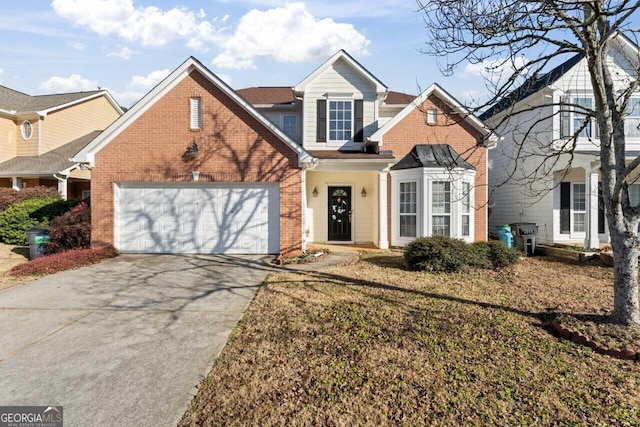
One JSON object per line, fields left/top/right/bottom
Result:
{"left": 328, "top": 100, "right": 353, "bottom": 142}
{"left": 21, "top": 120, "right": 33, "bottom": 140}
{"left": 190, "top": 97, "right": 201, "bottom": 130}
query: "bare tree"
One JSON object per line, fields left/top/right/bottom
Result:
{"left": 418, "top": 0, "right": 640, "bottom": 325}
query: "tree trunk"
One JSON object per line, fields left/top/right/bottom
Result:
{"left": 609, "top": 226, "right": 640, "bottom": 325}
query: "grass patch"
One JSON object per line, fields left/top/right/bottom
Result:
{"left": 179, "top": 254, "right": 640, "bottom": 426}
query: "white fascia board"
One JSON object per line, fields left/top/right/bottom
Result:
{"left": 74, "top": 57, "right": 312, "bottom": 167}
{"left": 36, "top": 91, "right": 124, "bottom": 117}
{"left": 0, "top": 109, "right": 16, "bottom": 118}
{"left": 370, "top": 83, "right": 493, "bottom": 144}
{"left": 294, "top": 50, "right": 387, "bottom": 93}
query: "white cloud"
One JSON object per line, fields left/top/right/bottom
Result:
{"left": 129, "top": 69, "right": 170, "bottom": 90}
{"left": 212, "top": 2, "right": 370, "bottom": 69}
{"left": 66, "top": 40, "right": 85, "bottom": 51}
{"left": 51, "top": 0, "right": 224, "bottom": 49}
{"left": 216, "top": 73, "right": 233, "bottom": 85}
{"left": 109, "top": 68, "right": 172, "bottom": 107}
{"left": 39, "top": 74, "right": 98, "bottom": 93}
{"left": 107, "top": 45, "right": 136, "bottom": 60}
{"left": 459, "top": 57, "right": 528, "bottom": 79}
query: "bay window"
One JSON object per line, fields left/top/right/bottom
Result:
{"left": 399, "top": 182, "right": 417, "bottom": 237}
{"left": 432, "top": 181, "right": 451, "bottom": 236}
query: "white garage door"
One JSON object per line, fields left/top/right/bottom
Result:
{"left": 114, "top": 183, "right": 280, "bottom": 254}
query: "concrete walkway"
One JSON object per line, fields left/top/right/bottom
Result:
{"left": 0, "top": 254, "right": 273, "bottom": 427}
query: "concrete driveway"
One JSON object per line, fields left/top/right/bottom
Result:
{"left": 0, "top": 254, "right": 273, "bottom": 426}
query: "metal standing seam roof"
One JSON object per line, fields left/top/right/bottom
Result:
{"left": 390, "top": 144, "right": 475, "bottom": 171}
{"left": 0, "top": 85, "right": 103, "bottom": 112}
{"left": 0, "top": 131, "right": 102, "bottom": 176}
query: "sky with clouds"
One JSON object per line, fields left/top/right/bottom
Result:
{"left": 0, "top": 0, "right": 608, "bottom": 109}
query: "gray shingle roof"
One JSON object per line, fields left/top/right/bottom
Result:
{"left": 390, "top": 144, "right": 475, "bottom": 171}
{"left": 0, "top": 131, "right": 101, "bottom": 176}
{"left": 0, "top": 85, "right": 103, "bottom": 113}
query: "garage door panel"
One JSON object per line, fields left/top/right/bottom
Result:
{"left": 116, "top": 183, "right": 279, "bottom": 254}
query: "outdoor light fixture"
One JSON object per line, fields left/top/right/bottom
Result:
{"left": 312, "top": 186, "right": 318, "bottom": 197}
{"left": 192, "top": 171, "right": 200, "bottom": 181}
{"left": 361, "top": 187, "right": 367, "bottom": 197}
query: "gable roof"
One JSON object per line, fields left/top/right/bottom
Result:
{"left": 73, "top": 57, "right": 312, "bottom": 167}
{"left": 370, "top": 83, "right": 495, "bottom": 144}
{"left": 236, "top": 87, "right": 296, "bottom": 106}
{"left": 479, "top": 53, "right": 584, "bottom": 120}
{"left": 391, "top": 144, "right": 475, "bottom": 171}
{"left": 0, "top": 85, "right": 122, "bottom": 116}
{"left": 0, "top": 131, "right": 100, "bottom": 176}
{"left": 294, "top": 50, "right": 387, "bottom": 93}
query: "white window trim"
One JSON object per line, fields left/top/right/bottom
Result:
{"left": 426, "top": 109, "right": 437, "bottom": 125}
{"left": 571, "top": 97, "right": 594, "bottom": 139}
{"left": 399, "top": 180, "right": 419, "bottom": 240}
{"left": 625, "top": 97, "right": 640, "bottom": 139}
{"left": 570, "top": 182, "right": 587, "bottom": 239}
{"left": 390, "top": 167, "right": 475, "bottom": 246}
{"left": 327, "top": 98, "right": 354, "bottom": 145}
{"left": 20, "top": 120, "right": 33, "bottom": 140}
{"left": 431, "top": 180, "right": 452, "bottom": 237}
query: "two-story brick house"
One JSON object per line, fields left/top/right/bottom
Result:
{"left": 0, "top": 86, "right": 123, "bottom": 199}
{"left": 75, "top": 52, "right": 495, "bottom": 255}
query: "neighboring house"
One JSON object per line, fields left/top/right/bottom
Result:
{"left": 0, "top": 86, "right": 123, "bottom": 199}
{"left": 482, "top": 34, "right": 639, "bottom": 249}
{"left": 74, "top": 52, "right": 496, "bottom": 255}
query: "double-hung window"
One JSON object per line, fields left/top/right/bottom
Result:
{"left": 573, "top": 97, "right": 592, "bottom": 138}
{"left": 432, "top": 181, "right": 451, "bottom": 236}
{"left": 573, "top": 183, "right": 586, "bottom": 232}
{"left": 399, "top": 182, "right": 417, "bottom": 237}
{"left": 461, "top": 182, "right": 471, "bottom": 237}
{"left": 328, "top": 100, "right": 352, "bottom": 142}
{"left": 626, "top": 98, "right": 640, "bottom": 139}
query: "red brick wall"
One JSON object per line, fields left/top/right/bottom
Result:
{"left": 383, "top": 95, "right": 488, "bottom": 242}
{"left": 69, "top": 181, "right": 90, "bottom": 199}
{"left": 91, "top": 70, "right": 303, "bottom": 255}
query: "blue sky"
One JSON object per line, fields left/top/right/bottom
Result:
{"left": 0, "top": 0, "right": 493, "bottom": 107}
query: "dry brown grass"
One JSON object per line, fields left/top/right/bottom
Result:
{"left": 180, "top": 254, "right": 640, "bottom": 426}
{"left": 0, "top": 243, "right": 33, "bottom": 292}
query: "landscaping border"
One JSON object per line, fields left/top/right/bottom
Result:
{"left": 551, "top": 317, "right": 639, "bottom": 361}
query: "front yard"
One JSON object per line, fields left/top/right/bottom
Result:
{"left": 0, "top": 243, "right": 32, "bottom": 291}
{"left": 180, "top": 254, "right": 640, "bottom": 426}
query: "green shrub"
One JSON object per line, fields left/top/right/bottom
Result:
{"left": 404, "top": 236, "right": 521, "bottom": 273}
{"left": 0, "top": 197, "right": 79, "bottom": 245}
{"left": 472, "top": 240, "right": 521, "bottom": 269}
{"left": 404, "top": 236, "right": 475, "bottom": 273}
{"left": 0, "top": 186, "right": 60, "bottom": 212}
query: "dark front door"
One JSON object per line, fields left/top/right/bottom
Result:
{"left": 328, "top": 186, "right": 352, "bottom": 241}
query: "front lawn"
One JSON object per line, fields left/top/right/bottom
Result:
{"left": 180, "top": 254, "right": 640, "bottom": 426}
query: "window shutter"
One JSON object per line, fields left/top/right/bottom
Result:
{"left": 317, "top": 99, "right": 327, "bottom": 142}
{"left": 560, "top": 182, "right": 571, "bottom": 234}
{"left": 598, "top": 182, "right": 605, "bottom": 234}
{"left": 560, "top": 97, "right": 570, "bottom": 138}
{"left": 190, "top": 97, "right": 201, "bottom": 129}
{"left": 354, "top": 99, "right": 364, "bottom": 142}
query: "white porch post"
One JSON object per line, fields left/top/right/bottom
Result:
{"left": 57, "top": 176, "right": 68, "bottom": 201}
{"left": 378, "top": 170, "right": 389, "bottom": 249}
{"left": 585, "top": 168, "right": 599, "bottom": 249}
{"left": 11, "top": 177, "right": 22, "bottom": 191}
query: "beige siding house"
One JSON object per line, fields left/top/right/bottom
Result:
{"left": 0, "top": 86, "right": 122, "bottom": 199}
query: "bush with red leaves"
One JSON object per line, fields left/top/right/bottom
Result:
{"left": 0, "top": 186, "right": 60, "bottom": 212}
{"left": 10, "top": 246, "right": 118, "bottom": 277}
{"left": 47, "top": 201, "right": 91, "bottom": 253}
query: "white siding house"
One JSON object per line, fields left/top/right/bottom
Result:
{"left": 483, "top": 34, "right": 640, "bottom": 248}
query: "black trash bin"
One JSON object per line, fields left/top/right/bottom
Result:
{"left": 26, "top": 227, "right": 51, "bottom": 260}
{"left": 509, "top": 223, "right": 538, "bottom": 256}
